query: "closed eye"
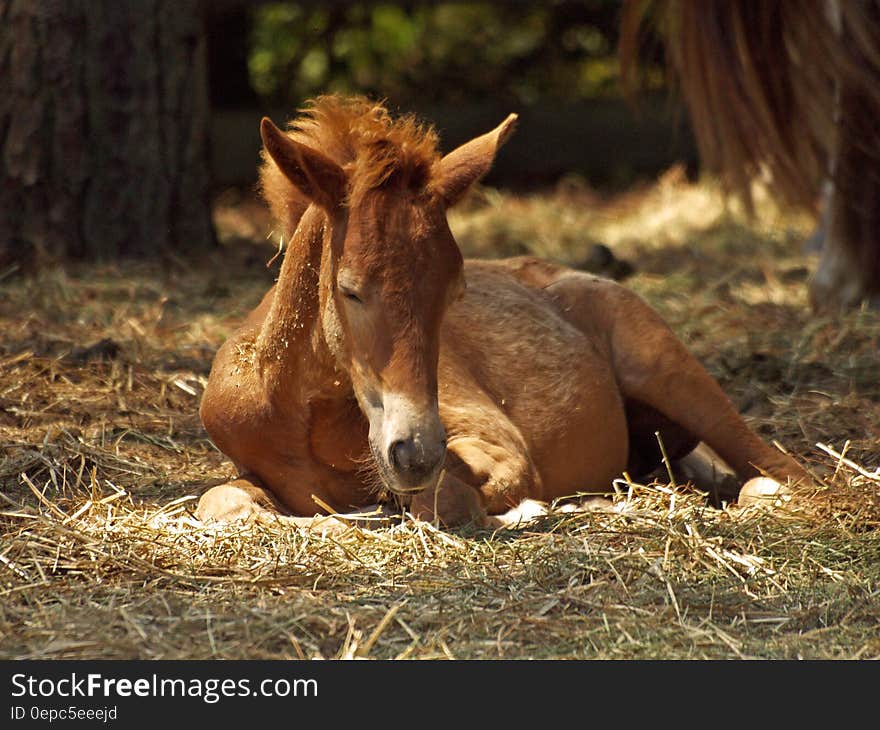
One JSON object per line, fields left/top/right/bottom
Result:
{"left": 339, "top": 286, "right": 364, "bottom": 304}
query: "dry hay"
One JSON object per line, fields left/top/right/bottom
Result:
{"left": 1, "top": 173, "right": 879, "bottom": 660}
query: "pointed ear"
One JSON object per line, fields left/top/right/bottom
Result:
{"left": 260, "top": 117, "right": 347, "bottom": 211}
{"left": 433, "top": 113, "right": 518, "bottom": 207}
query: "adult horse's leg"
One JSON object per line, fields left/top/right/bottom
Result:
{"left": 809, "top": 77, "right": 880, "bottom": 311}
{"left": 810, "top": 185, "right": 880, "bottom": 311}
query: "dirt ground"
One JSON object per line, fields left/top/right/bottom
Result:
{"left": 1, "top": 171, "right": 878, "bottom": 659}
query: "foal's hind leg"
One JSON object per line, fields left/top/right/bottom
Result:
{"left": 624, "top": 400, "right": 741, "bottom": 504}
{"left": 546, "top": 275, "right": 809, "bottom": 488}
{"left": 673, "top": 443, "right": 741, "bottom": 505}
{"left": 610, "top": 305, "right": 807, "bottom": 485}
{"left": 624, "top": 398, "right": 700, "bottom": 476}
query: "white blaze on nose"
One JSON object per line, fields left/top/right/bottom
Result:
{"left": 381, "top": 392, "right": 431, "bottom": 452}
{"left": 380, "top": 392, "right": 446, "bottom": 484}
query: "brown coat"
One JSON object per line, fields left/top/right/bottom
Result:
{"left": 196, "top": 96, "right": 808, "bottom": 529}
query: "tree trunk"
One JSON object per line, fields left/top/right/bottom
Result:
{"left": 0, "top": 0, "right": 214, "bottom": 263}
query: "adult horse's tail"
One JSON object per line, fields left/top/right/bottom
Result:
{"left": 620, "top": 1, "right": 880, "bottom": 308}
{"left": 620, "top": 0, "right": 880, "bottom": 209}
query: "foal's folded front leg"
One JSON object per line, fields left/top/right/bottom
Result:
{"left": 196, "top": 475, "right": 286, "bottom": 523}
{"left": 426, "top": 430, "right": 542, "bottom": 526}
{"left": 407, "top": 429, "right": 543, "bottom": 528}
{"left": 195, "top": 475, "right": 357, "bottom": 533}
{"left": 408, "top": 471, "right": 490, "bottom": 528}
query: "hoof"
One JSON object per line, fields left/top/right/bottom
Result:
{"left": 737, "top": 477, "right": 791, "bottom": 508}
{"left": 490, "top": 498, "right": 550, "bottom": 528}
{"left": 557, "top": 495, "right": 614, "bottom": 513}
{"left": 196, "top": 484, "right": 265, "bottom": 523}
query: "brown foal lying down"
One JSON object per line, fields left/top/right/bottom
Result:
{"left": 196, "top": 95, "right": 809, "bottom": 530}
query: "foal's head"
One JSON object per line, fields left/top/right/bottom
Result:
{"left": 260, "top": 97, "right": 516, "bottom": 497}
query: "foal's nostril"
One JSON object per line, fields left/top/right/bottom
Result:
{"left": 388, "top": 436, "right": 445, "bottom": 482}
{"left": 389, "top": 439, "right": 414, "bottom": 472}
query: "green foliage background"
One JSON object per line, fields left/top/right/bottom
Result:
{"left": 246, "top": 1, "right": 653, "bottom": 109}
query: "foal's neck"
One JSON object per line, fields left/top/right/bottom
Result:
{"left": 256, "top": 205, "right": 343, "bottom": 403}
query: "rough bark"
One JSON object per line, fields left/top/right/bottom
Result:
{"left": 0, "top": 0, "right": 214, "bottom": 263}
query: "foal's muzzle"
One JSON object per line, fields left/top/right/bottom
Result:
{"left": 373, "top": 393, "right": 447, "bottom": 495}
{"left": 386, "top": 433, "right": 447, "bottom": 492}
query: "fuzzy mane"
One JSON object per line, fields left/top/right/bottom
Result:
{"left": 260, "top": 95, "right": 441, "bottom": 237}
